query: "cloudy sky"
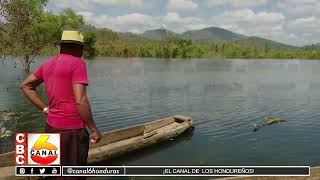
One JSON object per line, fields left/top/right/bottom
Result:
{"left": 47, "top": 0, "right": 320, "bottom": 46}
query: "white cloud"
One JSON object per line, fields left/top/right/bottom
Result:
{"left": 92, "top": 0, "right": 153, "bottom": 8}
{"left": 286, "top": 16, "right": 320, "bottom": 44}
{"left": 206, "top": 8, "right": 320, "bottom": 45}
{"left": 210, "top": 9, "right": 284, "bottom": 28}
{"left": 163, "top": 12, "right": 207, "bottom": 32}
{"left": 209, "top": 9, "right": 286, "bottom": 41}
{"left": 277, "top": 0, "right": 320, "bottom": 17}
{"left": 49, "top": 0, "right": 95, "bottom": 11}
{"left": 48, "top": 0, "right": 320, "bottom": 45}
{"left": 167, "top": 0, "right": 199, "bottom": 12}
{"left": 48, "top": 0, "right": 153, "bottom": 11}
{"left": 79, "top": 8, "right": 314, "bottom": 45}
{"left": 205, "top": 0, "right": 267, "bottom": 8}
{"left": 287, "top": 17, "right": 320, "bottom": 32}
{"left": 79, "top": 11, "right": 207, "bottom": 33}
{"left": 78, "top": 12, "right": 157, "bottom": 32}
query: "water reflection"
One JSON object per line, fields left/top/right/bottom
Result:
{"left": 0, "top": 58, "right": 319, "bottom": 166}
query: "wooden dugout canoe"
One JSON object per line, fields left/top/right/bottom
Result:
{"left": 89, "top": 115, "right": 193, "bottom": 164}
{"left": 0, "top": 115, "right": 193, "bottom": 168}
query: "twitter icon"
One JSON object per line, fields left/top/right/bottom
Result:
{"left": 39, "top": 168, "right": 45, "bottom": 174}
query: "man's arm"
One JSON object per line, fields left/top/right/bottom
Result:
{"left": 19, "top": 74, "right": 47, "bottom": 111}
{"left": 73, "top": 84, "right": 101, "bottom": 143}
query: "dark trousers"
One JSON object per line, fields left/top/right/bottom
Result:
{"left": 45, "top": 123, "right": 89, "bottom": 180}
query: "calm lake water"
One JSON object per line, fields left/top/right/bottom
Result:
{"left": 1, "top": 57, "right": 319, "bottom": 169}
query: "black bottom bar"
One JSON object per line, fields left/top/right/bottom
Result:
{"left": 61, "top": 166, "right": 310, "bottom": 176}
{"left": 126, "top": 167, "right": 309, "bottom": 176}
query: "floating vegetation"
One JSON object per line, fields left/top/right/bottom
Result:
{"left": 0, "top": 129, "right": 13, "bottom": 138}
{"left": 252, "top": 117, "right": 287, "bottom": 132}
{"left": 0, "top": 109, "right": 23, "bottom": 139}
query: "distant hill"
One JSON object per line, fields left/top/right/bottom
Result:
{"left": 141, "top": 29, "right": 182, "bottom": 41}
{"left": 304, "top": 43, "right": 320, "bottom": 50}
{"left": 240, "top": 36, "right": 299, "bottom": 50}
{"left": 182, "top": 27, "right": 247, "bottom": 41}
{"left": 87, "top": 25, "right": 306, "bottom": 51}
{"left": 139, "top": 27, "right": 300, "bottom": 50}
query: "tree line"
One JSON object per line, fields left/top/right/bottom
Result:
{"left": 92, "top": 33, "right": 320, "bottom": 60}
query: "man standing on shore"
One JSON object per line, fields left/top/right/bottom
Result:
{"left": 19, "top": 30, "right": 101, "bottom": 167}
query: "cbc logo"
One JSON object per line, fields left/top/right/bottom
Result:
{"left": 15, "top": 133, "right": 60, "bottom": 165}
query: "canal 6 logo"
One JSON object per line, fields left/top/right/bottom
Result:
{"left": 27, "top": 133, "right": 60, "bottom": 165}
